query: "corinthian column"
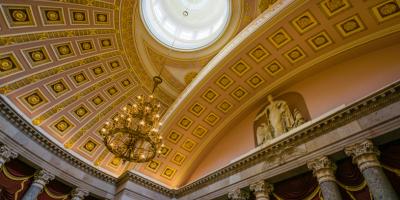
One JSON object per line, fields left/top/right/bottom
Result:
{"left": 307, "top": 156, "right": 342, "bottom": 200}
{"left": 21, "top": 170, "right": 55, "bottom": 200}
{"left": 228, "top": 188, "right": 249, "bottom": 200}
{"left": 250, "top": 180, "right": 273, "bottom": 200}
{"left": 345, "top": 140, "right": 398, "bottom": 200}
{"left": 0, "top": 145, "right": 18, "bottom": 168}
{"left": 71, "top": 188, "right": 89, "bottom": 200}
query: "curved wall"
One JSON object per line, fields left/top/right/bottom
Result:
{"left": 187, "top": 42, "right": 400, "bottom": 183}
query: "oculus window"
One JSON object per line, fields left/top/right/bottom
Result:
{"left": 140, "top": 0, "right": 231, "bottom": 51}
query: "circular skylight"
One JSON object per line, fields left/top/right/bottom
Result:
{"left": 140, "top": 0, "right": 231, "bottom": 51}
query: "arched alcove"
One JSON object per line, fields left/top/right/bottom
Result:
{"left": 253, "top": 92, "right": 310, "bottom": 147}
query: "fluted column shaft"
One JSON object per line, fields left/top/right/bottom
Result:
{"left": 0, "top": 145, "right": 18, "bottom": 168}
{"left": 228, "top": 188, "right": 249, "bottom": 200}
{"left": 345, "top": 140, "right": 398, "bottom": 200}
{"left": 250, "top": 180, "right": 273, "bottom": 200}
{"left": 71, "top": 188, "right": 89, "bottom": 200}
{"left": 308, "top": 156, "right": 342, "bottom": 200}
{"left": 21, "top": 170, "right": 55, "bottom": 200}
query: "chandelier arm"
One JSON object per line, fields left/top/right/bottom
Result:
{"left": 102, "top": 79, "right": 165, "bottom": 163}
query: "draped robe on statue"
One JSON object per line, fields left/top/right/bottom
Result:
{"left": 255, "top": 95, "right": 297, "bottom": 146}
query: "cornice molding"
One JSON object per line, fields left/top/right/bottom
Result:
{"left": 0, "top": 96, "right": 117, "bottom": 184}
{"left": 119, "top": 172, "right": 175, "bottom": 197}
{"left": 175, "top": 81, "right": 400, "bottom": 196}
{"left": 1, "top": 81, "right": 399, "bottom": 197}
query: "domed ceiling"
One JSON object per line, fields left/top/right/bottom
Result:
{"left": 1, "top": 0, "right": 400, "bottom": 189}
{"left": 141, "top": 0, "right": 231, "bottom": 51}
{"left": 0, "top": 0, "right": 258, "bottom": 187}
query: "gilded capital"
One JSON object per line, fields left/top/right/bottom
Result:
{"left": 228, "top": 188, "right": 250, "bottom": 200}
{"left": 250, "top": 180, "right": 273, "bottom": 199}
{"left": 0, "top": 145, "right": 18, "bottom": 167}
{"left": 307, "top": 156, "right": 337, "bottom": 183}
{"left": 344, "top": 140, "right": 380, "bottom": 172}
{"left": 71, "top": 188, "right": 89, "bottom": 200}
{"left": 33, "top": 170, "right": 55, "bottom": 188}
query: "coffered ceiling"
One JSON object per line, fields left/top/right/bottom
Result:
{"left": 0, "top": 0, "right": 257, "bottom": 186}
{"left": 0, "top": 0, "right": 399, "bottom": 189}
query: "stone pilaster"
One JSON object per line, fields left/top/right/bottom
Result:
{"left": 345, "top": 140, "right": 399, "bottom": 200}
{"left": 0, "top": 145, "right": 18, "bottom": 168}
{"left": 71, "top": 188, "right": 89, "bottom": 200}
{"left": 250, "top": 180, "right": 273, "bottom": 200}
{"left": 307, "top": 156, "right": 342, "bottom": 200}
{"left": 21, "top": 170, "right": 55, "bottom": 200}
{"left": 228, "top": 188, "right": 249, "bottom": 200}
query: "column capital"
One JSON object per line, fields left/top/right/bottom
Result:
{"left": 250, "top": 180, "right": 273, "bottom": 199}
{"left": 250, "top": 180, "right": 273, "bottom": 193}
{"left": 228, "top": 188, "right": 249, "bottom": 200}
{"left": 307, "top": 156, "right": 337, "bottom": 183}
{"left": 0, "top": 145, "right": 18, "bottom": 166}
{"left": 344, "top": 140, "right": 380, "bottom": 171}
{"left": 33, "top": 170, "right": 55, "bottom": 188}
{"left": 71, "top": 188, "right": 89, "bottom": 200}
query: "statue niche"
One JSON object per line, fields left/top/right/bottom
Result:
{"left": 254, "top": 93, "right": 308, "bottom": 146}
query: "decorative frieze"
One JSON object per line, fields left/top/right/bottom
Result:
{"left": 1, "top": 77, "right": 399, "bottom": 198}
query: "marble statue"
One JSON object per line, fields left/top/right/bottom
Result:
{"left": 255, "top": 95, "right": 305, "bottom": 146}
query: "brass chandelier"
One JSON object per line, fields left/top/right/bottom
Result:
{"left": 100, "top": 76, "right": 164, "bottom": 163}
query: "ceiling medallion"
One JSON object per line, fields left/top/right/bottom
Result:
{"left": 101, "top": 76, "right": 164, "bottom": 163}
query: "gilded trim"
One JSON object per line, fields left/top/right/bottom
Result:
{"left": 1, "top": 75, "right": 399, "bottom": 198}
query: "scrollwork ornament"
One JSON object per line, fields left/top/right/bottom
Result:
{"left": 0, "top": 145, "right": 18, "bottom": 167}
{"left": 228, "top": 188, "right": 250, "bottom": 200}
{"left": 307, "top": 156, "right": 337, "bottom": 183}
{"left": 344, "top": 140, "right": 381, "bottom": 172}
{"left": 71, "top": 188, "right": 89, "bottom": 200}
{"left": 33, "top": 170, "right": 55, "bottom": 188}
{"left": 250, "top": 180, "right": 273, "bottom": 198}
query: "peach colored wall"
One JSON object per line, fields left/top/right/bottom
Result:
{"left": 187, "top": 107, "right": 258, "bottom": 183}
{"left": 187, "top": 43, "right": 400, "bottom": 183}
{"left": 287, "top": 43, "right": 400, "bottom": 118}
